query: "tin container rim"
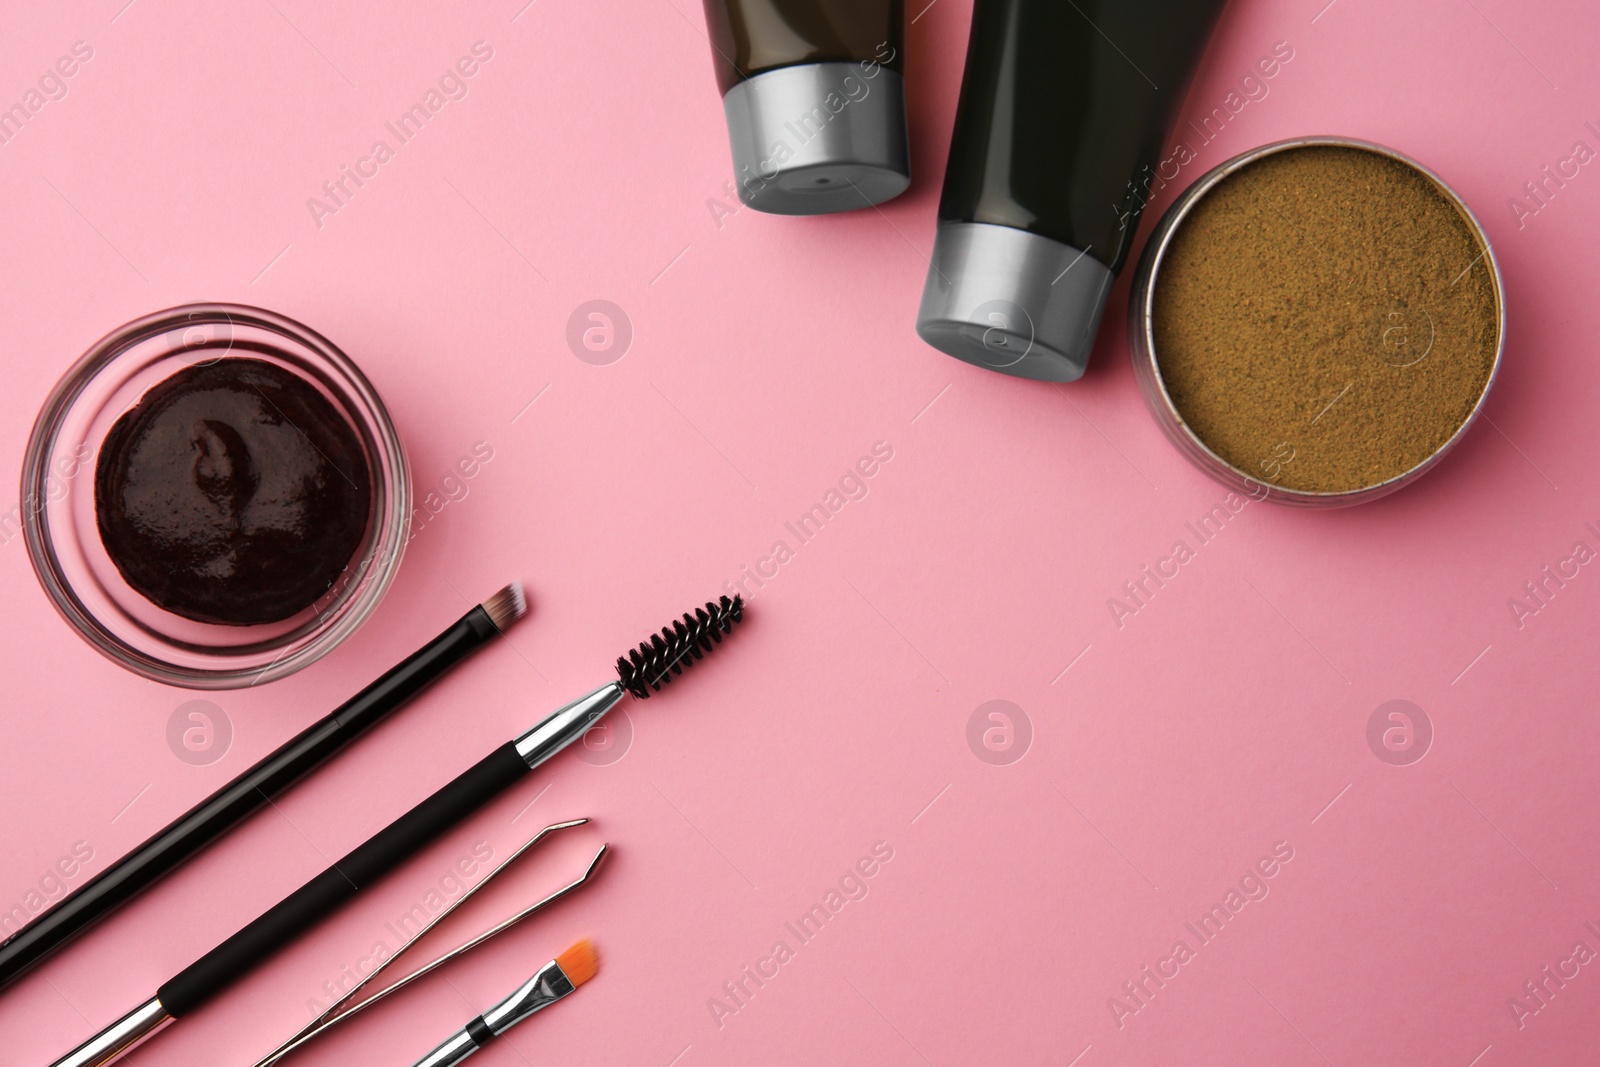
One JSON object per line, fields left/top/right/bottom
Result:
{"left": 1128, "top": 135, "right": 1507, "bottom": 507}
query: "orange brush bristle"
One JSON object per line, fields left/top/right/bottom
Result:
{"left": 556, "top": 939, "right": 598, "bottom": 988}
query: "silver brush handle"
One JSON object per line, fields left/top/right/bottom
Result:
{"left": 413, "top": 1029, "right": 481, "bottom": 1067}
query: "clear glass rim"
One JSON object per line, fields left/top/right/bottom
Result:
{"left": 21, "top": 302, "right": 411, "bottom": 688}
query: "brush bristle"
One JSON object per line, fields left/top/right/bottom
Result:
{"left": 615, "top": 595, "right": 744, "bottom": 700}
{"left": 556, "top": 939, "right": 598, "bottom": 988}
{"left": 482, "top": 582, "right": 528, "bottom": 632}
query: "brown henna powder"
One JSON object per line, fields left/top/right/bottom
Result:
{"left": 1151, "top": 144, "right": 1500, "bottom": 494}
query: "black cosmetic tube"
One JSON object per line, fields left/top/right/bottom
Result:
{"left": 701, "top": 0, "right": 911, "bottom": 215}
{"left": 917, "top": 0, "right": 1229, "bottom": 381}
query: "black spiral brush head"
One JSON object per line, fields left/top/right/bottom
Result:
{"left": 616, "top": 595, "right": 745, "bottom": 700}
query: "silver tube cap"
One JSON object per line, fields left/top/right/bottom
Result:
{"left": 722, "top": 63, "right": 910, "bottom": 216}
{"left": 916, "top": 221, "right": 1116, "bottom": 382}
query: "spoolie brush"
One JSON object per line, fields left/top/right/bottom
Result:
{"left": 47, "top": 594, "right": 743, "bottom": 1067}
{"left": 616, "top": 595, "right": 743, "bottom": 699}
{"left": 496, "top": 592, "right": 745, "bottom": 781}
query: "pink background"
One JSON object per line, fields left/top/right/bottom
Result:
{"left": 3, "top": 0, "right": 1598, "bottom": 1064}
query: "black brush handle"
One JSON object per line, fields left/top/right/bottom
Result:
{"left": 157, "top": 741, "right": 529, "bottom": 1017}
{"left": 0, "top": 607, "right": 502, "bottom": 994}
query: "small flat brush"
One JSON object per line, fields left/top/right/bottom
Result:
{"left": 411, "top": 940, "right": 598, "bottom": 1067}
{"left": 49, "top": 595, "right": 744, "bottom": 1067}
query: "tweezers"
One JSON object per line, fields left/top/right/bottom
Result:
{"left": 250, "top": 817, "right": 607, "bottom": 1067}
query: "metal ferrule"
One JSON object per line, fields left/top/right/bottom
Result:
{"left": 49, "top": 997, "right": 172, "bottom": 1067}
{"left": 513, "top": 682, "right": 624, "bottom": 769}
{"left": 481, "top": 959, "right": 575, "bottom": 1035}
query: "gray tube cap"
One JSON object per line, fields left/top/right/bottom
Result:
{"left": 916, "top": 222, "right": 1115, "bottom": 382}
{"left": 723, "top": 63, "right": 911, "bottom": 216}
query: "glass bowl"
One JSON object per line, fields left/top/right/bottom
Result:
{"left": 1128, "top": 137, "right": 1506, "bottom": 507}
{"left": 22, "top": 303, "right": 410, "bottom": 688}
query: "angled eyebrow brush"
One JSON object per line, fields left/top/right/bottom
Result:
{"left": 411, "top": 939, "right": 597, "bottom": 1067}
{"left": 49, "top": 595, "right": 744, "bottom": 1067}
